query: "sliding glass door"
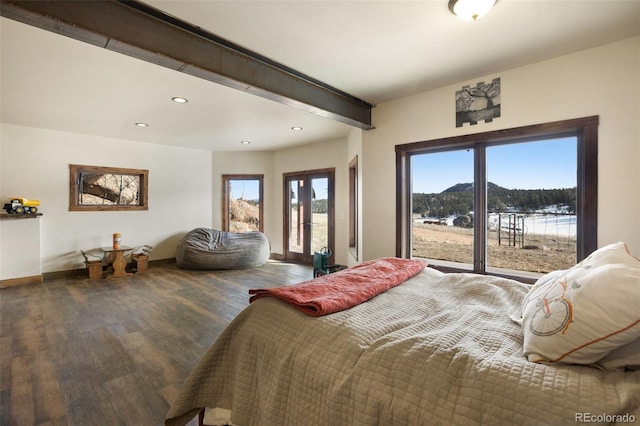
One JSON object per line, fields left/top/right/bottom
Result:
{"left": 410, "top": 138, "right": 577, "bottom": 276}
{"left": 396, "top": 116, "right": 598, "bottom": 282}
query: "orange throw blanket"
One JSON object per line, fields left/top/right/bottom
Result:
{"left": 248, "top": 257, "right": 427, "bottom": 316}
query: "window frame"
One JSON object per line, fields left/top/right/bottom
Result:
{"left": 69, "top": 164, "right": 149, "bottom": 211}
{"left": 222, "top": 174, "right": 264, "bottom": 233}
{"left": 395, "top": 116, "right": 598, "bottom": 282}
{"left": 348, "top": 156, "right": 359, "bottom": 260}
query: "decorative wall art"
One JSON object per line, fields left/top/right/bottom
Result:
{"left": 69, "top": 164, "right": 149, "bottom": 211}
{"left": 455, "top": 77, "right": 501, "bottom": 128}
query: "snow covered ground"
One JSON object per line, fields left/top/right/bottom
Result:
{"left": 415, "top": 211, "right": 577, "bottom": 238}
{"left": 489, "top": 213, "right": 576, "bottom": 238}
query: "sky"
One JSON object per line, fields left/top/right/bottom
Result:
{"left": 411, "top": 137, "right": 577, "bottom": 193}
{"left": 230, "top": 178, "right": 329, "bottom": 202}
{"left": 229, "top": 179, "right": 260, "bottom": 201}
{"left": 229, "top": 137, "right": 577, "bottom": 199}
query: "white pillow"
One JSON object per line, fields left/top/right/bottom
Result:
{"left": 521, "top": 242, "right": 640, "bottom": 365}
{"left": 597, "top": 338, "right": 640, "bottom": 370}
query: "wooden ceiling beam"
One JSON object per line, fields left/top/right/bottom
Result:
{"left": 0, "top": 0, "right": 374, "bottom": 129}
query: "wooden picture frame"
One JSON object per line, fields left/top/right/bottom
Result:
{"left": 69, "top": 164, "right": 149, "bottom": 211}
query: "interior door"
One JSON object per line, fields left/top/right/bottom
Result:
{"left": 284, "top": 169, "right": 335, "bottom": 265}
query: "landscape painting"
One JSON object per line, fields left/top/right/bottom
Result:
{"left": 455, "top": 77, "right": 501, "bottom": 128}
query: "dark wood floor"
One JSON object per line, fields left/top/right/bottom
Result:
{"left": 0, "top": 260, "right": 312, "bottom": 426}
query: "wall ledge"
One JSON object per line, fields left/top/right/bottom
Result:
{"left": 0, "top": 213, "right": 43, "bottom": 220}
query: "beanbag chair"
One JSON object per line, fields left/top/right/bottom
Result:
{"left": 176, "top": 228, "right": 270, "bottom": 270}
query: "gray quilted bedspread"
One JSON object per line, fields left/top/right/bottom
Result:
{"left": 165, "top": 267, "right": 640, "bottom": 426}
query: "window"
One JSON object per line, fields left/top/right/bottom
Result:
{"left": 411, "top": 149, "right": 474, "bottom": 266}
{"left": 486, "top": 138, "right": 577, "bottom": 274}
{"left": 396, "top": 116, "right": 598, "bottom": 282}
{"left": 349, "top": 156, "right": 358, "bottom": 260}
{"left": 69, "top": 164, "right": 148, "bottom": 211}
{"left": 222, "top": 175, "right": 264, "bottom": 233}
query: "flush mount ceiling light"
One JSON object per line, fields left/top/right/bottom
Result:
{"left": 135, "top": 122, "right": 149, "bottom": 127}
{"left": 240, "top": 140, "right": 251, "bottom": 145}
{"left": 291, "top": 126, "right": 303, "bottom": 131}
{"left": 448, "top": 0, "right": 498, "bottom": 21}
{"left": 171, "top": 96, "right": 188, "bottom": 103}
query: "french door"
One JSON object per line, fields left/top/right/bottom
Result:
{"left": 284, "top": 169, "right": 335, "bottom": 265}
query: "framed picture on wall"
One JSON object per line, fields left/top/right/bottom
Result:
{"left": 455, "top": 77, "right": 501, "bottom": 128}
{"left": 69, "top": 164, "right": 149, "bottom": 211}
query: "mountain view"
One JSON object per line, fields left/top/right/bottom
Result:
{"left": 412, "top": 182, "right": 576, "bottom": 219}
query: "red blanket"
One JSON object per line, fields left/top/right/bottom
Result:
{"left": 248, "top": 257, "right": 427, "bottom": 316}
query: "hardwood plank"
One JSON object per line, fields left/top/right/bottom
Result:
{"left": 0, "top": 260, "right": 311, "bottom": 425}
{"left": 10, "top": 356, "right": 35, "bottom": 425}
{"left": 32, "top": 351, "right": 67, "bottom": 424}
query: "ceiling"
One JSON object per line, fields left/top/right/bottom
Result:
{"left": 1, "top": 1, "right": 639, "bottom": 152}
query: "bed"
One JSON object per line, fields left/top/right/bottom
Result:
{"left": 166, "top": 244, "right": 640, "bottom": 426}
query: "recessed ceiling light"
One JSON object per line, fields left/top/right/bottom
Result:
{"left": 135, "top": 122, "right": 149, "bottom": 127}
{"left": 240, "top": 140, "right": 251, "bottom": 145}
{"left": 171, "top": 97, "right": 188, "bottom": 103}
{"left": 291, "top": 126, "right": 303, "bottom": 131}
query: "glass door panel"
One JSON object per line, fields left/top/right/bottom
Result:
{"left": 284, "top": 170, "right": 334, "bottom": 265}
{"left": 310, "top": 177, "right": 329, "bottom": 254}
{"left": 486, "top": 137, "right": 577, "bottom": 274}
{"left": 411, "top": 150, "right": 474, "bottom": 267}
{"left": 288, "top": 179, "right": 306, "bottom": 255}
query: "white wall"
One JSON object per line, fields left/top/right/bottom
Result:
{"left": 211, "top": 150, "right": 275, "bottom": 237}
{"left": 212, "top": 139, "right": 350, "bottom": 263}
{"left": 273, "top": 138, "right": 349, "bottom": 262}
{"left": 3, "top": 37, "right": 637, "bottom": 277}
{"left": 0, "top": 218, "right": 41, "bottom": 280}
{"left": 0, "top": 124, "right": 212, "bottom": 274}
{"left": 213, "top": 137, "right": 354, "bottom": 265}
{"left": 362, "top": 36, "right": 640, "bottom": 260}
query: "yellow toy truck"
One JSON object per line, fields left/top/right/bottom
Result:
{"left": 3, "top": 197, "right": 40, "bottom": 214}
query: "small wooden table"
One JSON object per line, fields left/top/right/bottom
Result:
{"left": 100, "top": 246, "right": 133, "bottom": 278}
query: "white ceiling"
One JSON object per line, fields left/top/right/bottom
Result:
{"left": 1, "top": 1, "right": 639, "bottom": 152}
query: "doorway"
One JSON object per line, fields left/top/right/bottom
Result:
{"left": 284, "top": 169, "right": 335, "bottom": 265}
